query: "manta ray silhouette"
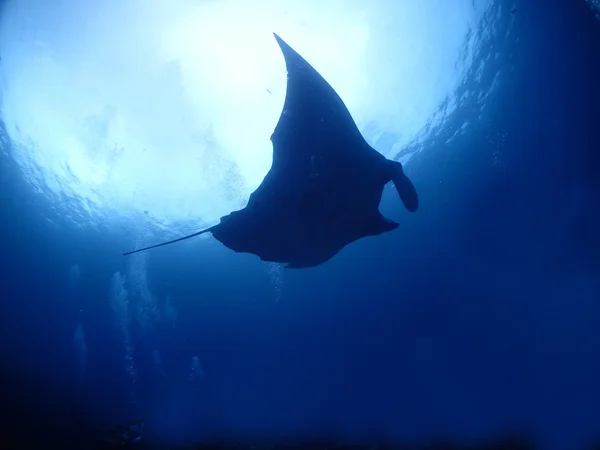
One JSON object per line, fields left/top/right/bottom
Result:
{"left": 124, "top": 33, "right": 419, "bottom": 268}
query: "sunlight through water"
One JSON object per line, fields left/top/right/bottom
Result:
{"left": 0, "top": 0, "right": 495, "bottom": 240}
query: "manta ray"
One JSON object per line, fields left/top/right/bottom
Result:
{"left": 124, "top": 33, "right": 419, "bottom": 268}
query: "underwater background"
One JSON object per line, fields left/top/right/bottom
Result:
{"left": 1, "top": 0, "right": 599, "bottom": 449}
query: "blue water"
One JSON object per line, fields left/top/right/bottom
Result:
{"left": 1, "top": 0, "right": 599, "bottom": 449}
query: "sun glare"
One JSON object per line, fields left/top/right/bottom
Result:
{"left": 0, "top": 0, "right": 488, "bottom": 234}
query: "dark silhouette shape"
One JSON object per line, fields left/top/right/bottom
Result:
{"left": 124, "top": 33, "right": 418, "bottom": 268}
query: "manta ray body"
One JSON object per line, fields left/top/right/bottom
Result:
{"left": 124, "top": 33, "right": 418, "bottom": 268}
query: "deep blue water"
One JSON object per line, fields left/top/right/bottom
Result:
{"left": 1, "top": 0, "right": 600, "bottom": 449}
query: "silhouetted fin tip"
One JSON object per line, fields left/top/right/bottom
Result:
{"left": 273, "top": 33, "right": 291, "bottom": 53}
{"left": 390, "top": 161, "right": 419, "bottom": 212}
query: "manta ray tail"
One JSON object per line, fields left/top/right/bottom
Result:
{"left": 389, "top": 161, "right": 419, "bottom": 212}
{"left": 122, "top": 226, "right": 216, "bottom": 256}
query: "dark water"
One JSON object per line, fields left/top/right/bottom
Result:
{"left": 1, "top": 0, "right": 599, "bottom": 449}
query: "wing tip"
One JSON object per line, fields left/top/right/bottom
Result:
{"left": 390, "top": 161, "right": 419, "bottom": 213}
